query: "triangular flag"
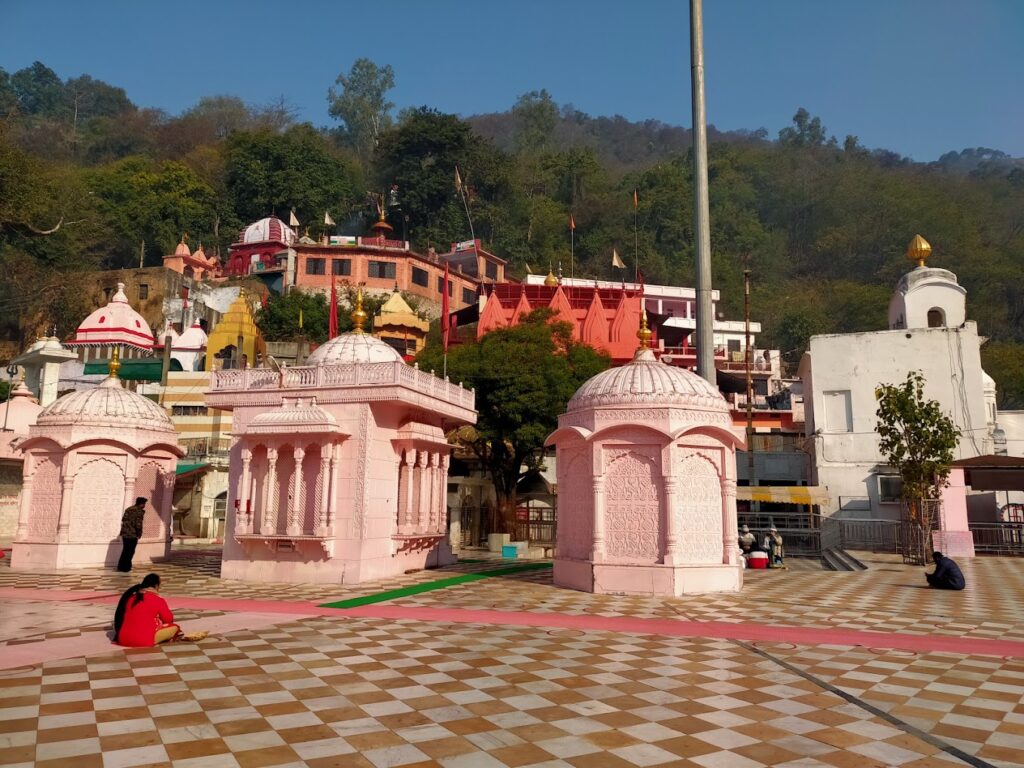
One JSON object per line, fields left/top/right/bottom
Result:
{"left": 569, "top": 214, "right": 576, "bottom": 231}
{"left": 611, "top": 249, "right": 625, "bottom": 269}
{"left": 324, "top": 211, "right": 335, "bottom": 227}
{"left": 525, "top": 263, "right": 533, "bottom": 275}
{"left": 633, "top": 189, "right": 639, "bottom": 209}
{"left": 289, "top": 209, "right": 299, "bottom": 227}
{"left": 454, "top": 166, "right": 463, "bottom": 194}
{"left": 441, "top": 261, "right": 451, "bottom": 353}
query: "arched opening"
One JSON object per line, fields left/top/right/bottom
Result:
{"left": 927, "top": 308, "right": 945, "bottom": 328}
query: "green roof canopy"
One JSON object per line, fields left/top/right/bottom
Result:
{"left": 175, "top": 462, "right": 210, "bottom": 479}
{"left": 83, "top": 358, "right": 183, "bottom": 381}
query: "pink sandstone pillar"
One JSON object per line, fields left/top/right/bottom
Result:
{"left": 15, "top": 470, "right": 33, "bottom": 540}
{"left": 416, "top": 451, "right": 429, "bottom": 533}
{"left": 663, "top": 477, "right": 682, "bottom": 564}
{"left": 262, "top": 448, "right": 278, "bottom": 535}
{"left": 288, "top": 447, "right": 304, "bottom": 535}
{"left": 317, "top": 449, "right": 331, "bottom": 535}
{"left": 721, "top": 477, "right": 741, "bottom": 565}
{"left": 936, "top": 467, "right": 976, "bottom": 557}
{"left": 402, "top": 449, "right": 417, "bottom": 534}
{"left": 326, "top": 444, "right": 339, "bottom": 535}
{"left": 591, "top": 477, "right": 605, "bottom": 562}
{"left": 239, "top": 448, "right": 252, "bottom": 534}
{"left": 55, "top": 464, "right": 74, "bottom": 544}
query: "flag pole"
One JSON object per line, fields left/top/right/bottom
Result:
{"left": 570, "top": 224, "right": 575, "bottom": 280}
{"left": 455, "top": 166, "right": 476, "bottom": 243}
{"left": 633, "top": 189, "right": 639, "bottom": 281}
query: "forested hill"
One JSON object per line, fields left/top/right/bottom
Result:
{"left": 1, "top": 61, "right": 1022, "bottom": 405}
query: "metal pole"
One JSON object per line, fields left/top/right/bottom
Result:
{"left": 691, "top": 0, "right": 715, "bottom": 386}
{"left": 744, "top": 270, "right": 757, "bottom": 510}
{"left": 2, "top": 366, "right": 17, "bottom": 432}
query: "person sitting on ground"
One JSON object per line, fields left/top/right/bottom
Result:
{"left": 113, "top": 574, "right": 208, "bottom": 646}
{"left": 738, "top": 525, "right": 756, "bottom": 555}
{"left": 764, "top": 527, "right": 785, "bottom": 568}
{"left": 926, "top": 551, "right": 966, "bottom": 591}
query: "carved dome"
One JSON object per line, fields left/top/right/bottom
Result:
{"left": 246, "top": 397, "right": 342, "bottom": 435}
{"left": 239, "top": 216, "right": 297, "bottom": 246}
{"left": 37, "top": 375, "right": 174, "bottom": 431}
{"left": 568, "top": 348, "right": 727, "bottom": 413}
{"left": 66, "top": 283, "right": 155, "bottom": 352}
{"left": 306, "top": 332, "right": 404, "bottom": 366}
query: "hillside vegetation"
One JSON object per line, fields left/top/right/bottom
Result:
{"left": 1, "top": 60, "right": 1022, "bottom": 406}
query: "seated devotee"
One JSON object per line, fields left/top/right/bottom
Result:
{"left": 738, "top": 525, "right": 756, "bottom": 555}
{"left": 113, "top": 573, "right": 207, "bottom": 646}
{"left": 764, "top": 527, "right": 785, "bottom": 568}
{"left": 926, "top": 551, "right": 966, "bottom": 591}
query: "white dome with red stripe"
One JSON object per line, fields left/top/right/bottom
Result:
{"left": 239, "top": 216, "right": 297, "bottom": 246}
{"left": 66, "top": 282, "right": 155, "bottom": 352}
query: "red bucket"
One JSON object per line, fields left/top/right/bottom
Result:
{"left": 748, "top": 552, "right": 768, "bottom": 569}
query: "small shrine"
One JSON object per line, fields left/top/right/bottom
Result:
{"left": 10, "top": 352, "right": 181, "bottom": 570}
{"left": 546, "top": 314, "right": 745, "bottom": 595}
{"left": 373, "top": 288, "right": 429, "bottom": 358}
{"left": 205, "top": 292, "right": 264, "bottom": 370}
{"left": 206, "top": 291, "right": 476, "bottom": 584}
{"left": 64, "top": 282, "right": 156, "bottom": 361}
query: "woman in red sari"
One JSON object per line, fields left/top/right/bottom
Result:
{"left": 113, "top": 573, "right": 181, "bottom": 646}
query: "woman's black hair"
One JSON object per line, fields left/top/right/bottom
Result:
{"left": 112, "top": 573, "right": 161, "bottom": 642}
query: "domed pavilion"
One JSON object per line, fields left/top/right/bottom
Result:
{"left": 546, "top": 315, "right": 746, "bottom": 595}
{"left": 64, "top": 282, "right": 155, "bottom": 362}
{"left": 205, "top": 291, "right": 477, "bottom": 584}
{"left": 10, "top": 352, "right": 182, "bottom": 570}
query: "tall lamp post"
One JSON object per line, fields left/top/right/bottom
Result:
{"left": 2, "top": 364, "right": 18, "bottom": 432}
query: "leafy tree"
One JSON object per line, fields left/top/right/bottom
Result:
{"left": 255, "top": 289, "right": 330, "bottom": 344}
{"left": 416, "top": 309, "right": 610, "bottom": 533}
{"left": 511, "top": 89, "right": 558, "bottom": 154}
{"left": 778, "top": 108, "right": 829, "bottom": 148}
{"left": 10, "top": 61, "right": 66, "bottom": 117}
{"left": 328, "top": 59, "right": 395, "bottom": 165}
{"left": 875, "top": 372, "right": 961, "bottom": 564}
{"left": 981, "top": 341, "right": 1024, "bottom": 409}
{"left": 224, "top": 124, "right": 359, "bottom": 228}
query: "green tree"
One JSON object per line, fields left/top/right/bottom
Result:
{"left": 328, "top": 59, "right": 395, "bottom": 166}
{"left": 255, "top": 290, "right": 330, "bottom": 344}
{"left": 10, "top": 61, "right": 66, "bottom": 117}
{"left": 875, "top": 371, "right": 961, "bottom": 564}
{"left": 981, "top": 341, "right": 1024, "bottom": 409}
{"left": 512, "top": 89, "right": 558, "bottom": 154}
{"left": 417, "top": 309, "right": 610, "bottom": 533}
{"left": 778, "top": 108, "right": 830, "bottom": 148}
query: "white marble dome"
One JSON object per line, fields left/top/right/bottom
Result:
{"left": 568, "top": 348, "right": 728, "bottom": 413}
{"left": 67, "top": 283, "right": 155, "bottom": 352}
{"left": 176, "top": 322, "right": 208, "bottom": 351}
{"left": 37, "top": 376, "right": 174, "bottom": 430}
{"left": 307, "top": 332, "right": 404, "bottom": 366}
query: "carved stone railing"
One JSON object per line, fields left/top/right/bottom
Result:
{"left": 211, "top": 361, "right": 474, "bottom": 409}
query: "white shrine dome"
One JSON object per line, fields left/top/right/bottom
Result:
{"left": 66, "top": 283, "right": 155, "bottom": 352}
{"left": 246, "top": 397, "right": 343, "bottom": 435}
{"left": 175, "top": 322, "right": 208, "bottom": 351}
{"left": 239, "top": 216, "right": 297, "bottom": 246}
{"left": 568, "top": 348, "right": 728, "bottom": 413}
{"left": 307, "top": 332, "right": 404, "bottom": 366}
{"left": 38, "top": 374, "right": 174, "bottom": 431}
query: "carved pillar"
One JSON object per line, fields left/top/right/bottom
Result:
{"left": 591, "top": 477, "right": 605, "bottom": 562}
{"left": 721, "top": 477, "right": 740, "bottom": 565}
{"left": 122, "top": 474, "right": 137, "bottom": 518}
{"left": 288, "top": 447, "right": 305, "bottom": 536}
{"left": 326, "top": 443, "right": 340, "bottom": 535}
{"left": 262, "top": 448, "right": 278, "bottom": 535}
{"left": 239, "top": 447, "right": 252, "bottom": 534}
{"left": 402, "top": 448, "right": 417, "bottom": 534}
{"left": 663, "top": 477, "right": 682, "bottom": 564}
{"left": 14, "top": 464, "right": 34, "bottom": 542}
{"left": 438, "top": 453, "right": 451, "bottom": 534}
{"left": 416, "top": 451, "right": 430, "bottom": 533}
{"left": 56, "top": 454, "right": 75, "bottom": 543}
{"left": 427, "top": 452, "right": 440, "bottom": 533}
{"left": 317, "top": 448, "right": 331, "bottom": 536}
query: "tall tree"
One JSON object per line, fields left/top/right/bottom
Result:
{"left": 511, "top": 89, "right": 558, "bottom": 154}
{"left": 875, "top": 372, "right": 961, "bottom": 564}
{"left": 416, "top": 309, "right": 610, "bottom": 533}
{"left": 327, "top": 59, "right": 395, "bottom": 166}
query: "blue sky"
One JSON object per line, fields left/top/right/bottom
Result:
{"left": 3, "top": 0, "right": 1022, "bottom": 160}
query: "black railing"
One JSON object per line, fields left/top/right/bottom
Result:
{"left": 969, "top": 522, "right": 1024, "bottom": 556}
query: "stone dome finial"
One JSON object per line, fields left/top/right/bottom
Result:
{"left": 907, "top": 234, "right": 932, "bottom": 268}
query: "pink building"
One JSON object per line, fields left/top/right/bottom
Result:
{"left": 546, "top": 327, "right": 746, "bottom": 596}
{"left": 0, "top": 381, "right": 44, "bottom": 536}
{"left": 10, "top": 359, "right": 181, "bottom": 570}
{"left": 163, "top": 238, "right": 221, "bottom": 281}
{"left": 206, "top": 307, "right": 476, "bottom": 584}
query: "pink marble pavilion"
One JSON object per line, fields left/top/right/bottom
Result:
{"left": 10, "top": 358, "right": 181, "bottom": 570}
{"left": 206, "top": 301, "right": 476, "bottom": 585}
{"left": 547, "top": 329, "right": 746, "bottom": 595}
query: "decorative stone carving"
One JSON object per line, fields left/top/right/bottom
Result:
{"left": 603, "top": 449, "right": 661, "bottom": 562}
{"left": 676, "top": 452, "right": 723, "bottom": 564}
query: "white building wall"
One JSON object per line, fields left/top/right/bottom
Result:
{"left": 804, "top": 322, "right": 990, "bottom": 518}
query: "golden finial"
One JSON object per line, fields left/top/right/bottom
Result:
{"left": 637, "top": 309, "right": 652, "bottom": 349}
{"left": 351, "top": 288, "right": 368, "bottom": 334}
{"left": 543, "top": 267, "right": 558, "bottom": 287}
{"left": 109, "top": 346, "right": 122, "bottom": 378}
{"left": 907, "top": 234, "right": 932, "bottom": 268}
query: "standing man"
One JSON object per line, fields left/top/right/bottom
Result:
{"left": 117, "top": 497, "right": 147, "bottom": 573}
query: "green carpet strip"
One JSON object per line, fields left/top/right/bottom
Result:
{"left": 320, "top": 562, "right": 552, "bottom": 609}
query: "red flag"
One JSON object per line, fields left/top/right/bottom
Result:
{"left": 260, "top": 289, "right": 268, "bottom": 309}
{"left": 441, "top": 261, "right": 451, "bottom": 352}
{"left": 328, "top": 277, "right": 338, "bottom": 338}
{"left": 569, "top": 214, "right": 576, "bottom": 231}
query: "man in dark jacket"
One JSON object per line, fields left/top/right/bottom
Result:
{"left": 926, "top": 551, "right": 966, "bottom": 591}
{"left": 117, "top": 497, "right": 147, "bottom": 572}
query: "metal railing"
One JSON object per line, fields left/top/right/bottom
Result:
{"left": 836, "top": 519, "right": 901, "bottom": 553}
{"left": 968, "top": 522, "right": 1024, "bottom": 556}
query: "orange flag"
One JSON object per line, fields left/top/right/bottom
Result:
{"left": 569, "top": 214, "right": 576, "bottom": 231}
{"left": 633, "top": 189, "right": 639, "bottom": 209}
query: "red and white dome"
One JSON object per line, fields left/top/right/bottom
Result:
{"left": 239, "top": 217, "right": 297, "bottom": 246}
{"left": 66, "top": 283, "right": 155, "bottom": 352}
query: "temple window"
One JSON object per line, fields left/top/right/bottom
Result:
{"left": 368, "top": 261, "right": 396, "bottom": 279}
{"left": 306, "top": 258, "right": 326, "bottom": 275}
{"left": 332, "top": 258, "right": 351, "bottom": 276}
{"left": 411, "top": 267, "right": 429, "bottom": 287}
{"left": 927, "top": 308, "right": 945, "bottom": 328}
{"left": 139, "top": 284, "right": 149, "bottom": 300}
{"left": 485, "top": 261, "right": 498, "bottom": 280}
{"left": 437, "top": 277, "right": 453, "bottom": 296}
{"left": 462, "top": 288, "right": 475, "bottom": 305}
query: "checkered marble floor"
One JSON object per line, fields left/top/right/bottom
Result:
{"left": 1, "top": 549, "right": 1022, "bottom": 766}
{"left": 0, "top": 616, "right": 979, "bottom": 768}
